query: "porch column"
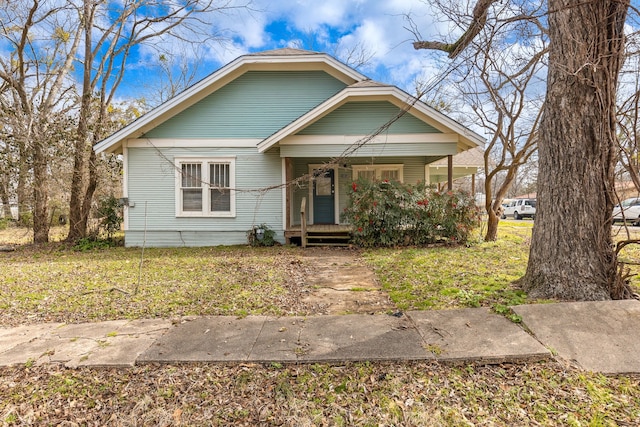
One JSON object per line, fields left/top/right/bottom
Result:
{"left": 447, "top": 155, "right": 453, "bottom": 191}
{"left": 471, "top": 173, "right": 476, "bottom": 195}
{"left": 285, "top": 157, "right": 293, "bottom": 231}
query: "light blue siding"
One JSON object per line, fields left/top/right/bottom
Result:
{"left": 298, "top": 101, "right": 441, "bottom": 135}
{"left": 126, "top": 146, "right": 283, "bottom": 247}
{"left": 280, "top": 143, "right": 457, "bottom": 158}
{"left": 124, "top": 231, "right": 256, "bottom": 247}
{"left": 143, "top": 71, "right": 347, "bottom": 139}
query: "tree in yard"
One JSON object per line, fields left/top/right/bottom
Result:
{"left": 0, "top": 0, "right": 251, "bottom": 242}
{"left": 476, "top": 65, "right": 542, "bottom": 241}
{"left": 413, "top": 0, "right": 632, "bottom": 300}
{"left": 616, "top": 32, "right": 640, "bottom": 201}
{"left": 0, "top": 0, "right": 83, "bottom": 242}
{"left": 438, "top": 3, "right": 546, "bottom": 241}
{"left": 67, "top": 0, "right": 251, "bottom": 242}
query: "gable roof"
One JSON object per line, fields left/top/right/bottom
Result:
{"left": 95, "top": 48, "right": 484, "bottom": 154}
{"left": 94, "top": 49, "right": 367, "bottom": 154}
{"left": 257, "top": 83, "right": 484, "bottom": 152}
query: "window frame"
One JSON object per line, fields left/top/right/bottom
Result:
{"left": 175, "top": 157, "right": 236, "bottom": 218}
{"left": 352, "top": 164, "right": 404, "bottom": 183}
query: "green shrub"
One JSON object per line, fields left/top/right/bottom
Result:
{"left": 0, "top": 216, "right": 11, "bottom": 230}
{"left": 247, "top": 223, "right": 277, "bottom": 247}
{"left": 72, "top": 237, "right": 116, "bottom": 251}
{"left": 18, "top": 211, "right": 32, "bottom": 227}
{"left": 96, "top": 196, "right": 123, "bottom": 240}
{"left": 342, "top": 179, "right": 480, "bottom": 247}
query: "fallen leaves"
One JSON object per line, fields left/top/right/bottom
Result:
{"left": 1, "top": 362, "right": 639, "bottom": 426}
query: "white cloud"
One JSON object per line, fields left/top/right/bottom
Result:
{"left": 227, "top": 0, "right": 444, "bottom": 90}
{"left": 114, "top": 0, "right": 457, "bottom": 98}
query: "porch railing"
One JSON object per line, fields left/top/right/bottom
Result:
{"left": 300, "top": 197, "right": 307, "bottom": 248}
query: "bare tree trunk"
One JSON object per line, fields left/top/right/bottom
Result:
{"left": 66, "top": 0, "right": 93, "bottom": 242}
{"left": 0, "top": 180, "right": 11, "bottom": 218}
{"left": 66, "top": 137, "right": 89, "bottom": 241}
{"left": 16, "top": 138, "right": 29, "bottom": 225}
{"left": 485, "top": 210, "right": 500, "bottom": 241}
{"left": 0, "top": 137, "right": 12, "bottom": 218}
{"left": 521, "top": 0, "right": 629, "bottom": 300}
{"left": 77, "top": 148, "right": 98, "bottom": 237}
{"left": 484, "top": 160, "right": 519, "bottom": 241}
{"left": 32, "top": 137, "right": 49, "bottom": 243}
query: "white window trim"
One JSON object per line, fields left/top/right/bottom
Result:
{"left": 352, "top": 164, "right": 404, "bottom": 182}
{"left": 175, "top": 157, "right": 236, "bottom": 218}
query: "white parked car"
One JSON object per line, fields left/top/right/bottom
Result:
{"left": 613, "top": 198, "right": 640, "bottom": 225}
{"left": 502, "top": 198, "right": 536, "bottom": 220}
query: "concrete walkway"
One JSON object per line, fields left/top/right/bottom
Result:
{"left": 1, "top": 300, "right": 639, "bottom": 374}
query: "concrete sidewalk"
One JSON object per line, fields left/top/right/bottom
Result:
{"left": 1, "top": 300, "right": 639, "bottom": 374}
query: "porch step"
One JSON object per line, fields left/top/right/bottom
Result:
{"left": 305, "top": 230, "right": 352, "bottom": 247}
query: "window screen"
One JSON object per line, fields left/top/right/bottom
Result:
{"left": 181, "top": 163, "right": 202, "bottom": 211}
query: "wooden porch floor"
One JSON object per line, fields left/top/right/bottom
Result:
{"left": 285, "top": 224, "right": 352, "bottom": 247}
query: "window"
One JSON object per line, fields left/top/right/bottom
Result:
{"left": 176, "top": 158, "right": 235, "bottom": 217}
{"left": 352, "top": 165, "right": 404, "bottom": 182}
{"left": 181, "top": 163, "right": 203, "bottom": 212}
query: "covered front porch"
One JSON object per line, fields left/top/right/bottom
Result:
{"left": 281, "top": 155, "right": 459, "bottom": 245}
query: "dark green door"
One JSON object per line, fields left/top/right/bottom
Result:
{"left": 313, "top": 169, "right": 335, "bottom": 224}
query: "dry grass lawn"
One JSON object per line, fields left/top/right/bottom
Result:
{"left": 1, "top": 223, "right": 640, "bottom": 425}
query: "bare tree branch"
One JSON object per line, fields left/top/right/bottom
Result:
{"left": 413, "top": 0, "right": 499, "bottom": 58}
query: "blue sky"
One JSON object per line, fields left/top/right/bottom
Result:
{"left": 122, "top": 0, "right": 449, "bottom": 103}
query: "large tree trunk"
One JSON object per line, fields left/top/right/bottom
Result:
{"left": 67, "top": 135, "right": 93, "bottom": 241}
{"left": 66, "top": 0, "right": 94, "bottom": 243}
{"left": 521, "top": 0, "right": 629, "bottom": 300}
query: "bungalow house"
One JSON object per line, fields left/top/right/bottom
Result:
{"left": 95, "top": 48, "right": 484, "bottom": 247}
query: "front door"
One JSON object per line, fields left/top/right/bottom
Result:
{"left": 313, "top": 169, "right": 335, "bottom": 224}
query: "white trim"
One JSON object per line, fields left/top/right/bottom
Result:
{"left": 122, "top": 142, "right": 129, "bottom": 230}
{"left": 174, "top": 157, "right": 236, "bottom": 218}
{"left": 257, "top": 86, "right": 485, "bottom": 153}
{"left": 94, "top": 52, "right": 366, "bottom": 154}
{"left": 279, "top": 133, "right": 459, "bottom": 146}
{"left": 334, "top": 165, "right": 340, "bottom": 223}
{"left": 127, "top": 138, "right": 262, "bottom": 149}
{"left": 352, "top": 164, "right": 405, "bottom": 183}
{"left": 281, "top": 158, "right": 287, "bottom": 232}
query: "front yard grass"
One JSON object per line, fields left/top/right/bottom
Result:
{"left": 2, "top": 223, "right": 640, "bottom": 425}
{"left": 2, "top": 222, "right": 639, "bottom": 326}
{"left": 0, "top": 243, "right": 310, "bottom": 326}
{"left": 364, "top": 222, "right": 534, "bottom": 312}
{"left": 0, "top": 224, "right": 536, "bottom": 326}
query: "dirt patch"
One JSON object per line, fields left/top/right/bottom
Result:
{"left": 298, "top": 247, "right": 396, "bottom": 315}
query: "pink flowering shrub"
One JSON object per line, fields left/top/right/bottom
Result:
{"left": 342, "top": 179, "right": 480, "bottom": 247}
